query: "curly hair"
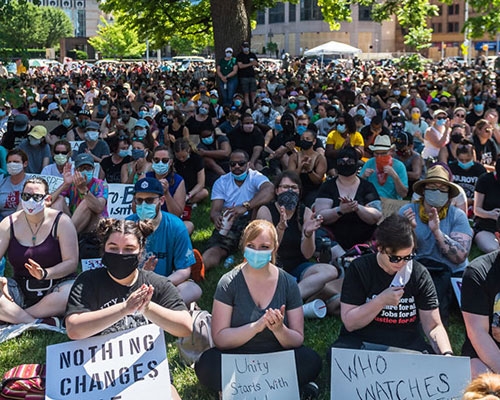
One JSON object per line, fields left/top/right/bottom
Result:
{"left": 462, "top": 373, "right": 500, "bottom": 400}
{"left": 96, "top": 218, "right": 154, "bottom": 257}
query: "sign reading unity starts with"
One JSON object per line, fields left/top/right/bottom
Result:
{"left": 331, "top": 348, "right": 470, "bottom": 400}
{"left": 46, "top": 324, "right": 171, "bottom": 400}
{"left": 221, "top": 350, "right": 300, "bottom": 400}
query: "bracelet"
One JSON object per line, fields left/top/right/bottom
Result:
{"left": 304, "top": 231, "right": 312, "bottom": 238}
{"left": 442, "top": 350, "right": 454, "bottom": 356}
{"left": 41, "top": 268, "right": 48, "bottom": 280}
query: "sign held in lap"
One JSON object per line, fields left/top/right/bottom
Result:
{"left": 46, "top": 324, "right": 171, "bottom": 400}
{"left": 331, "top": 348, "right": 470, "bottom": 400}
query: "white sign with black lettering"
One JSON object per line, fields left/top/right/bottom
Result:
{"left": 27, "top": 174, "right": 63, "bottom": 194}
{"left": 331, "top": 348, "right": 470, "bottom": 400}
{"left": 46, "top": 324, "right": 171, "bottom": 400}
{"left": 221, "top": 350, "right": 300, "bottom": 400}
{"left": 69, "top": 140, "right": 84, "bottom": 153}
{"left": 107, "top": 183, "right": 135, "bottom": 219}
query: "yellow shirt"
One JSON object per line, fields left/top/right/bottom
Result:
{"left": 326, "top": 130, "right": 364, "bottom": 149}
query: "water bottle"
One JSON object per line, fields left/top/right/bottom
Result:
{"left": 0, "top": 257, "right": 5, "bottom": 277}
{"left": 223, "top": 256, "right": 235, "bottom": 269}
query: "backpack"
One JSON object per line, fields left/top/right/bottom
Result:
{"left": 176, "top": 306, "right": 214, "bottom": 367}
{"left": 0, "top": 364, "right": 46, "bottom": 400}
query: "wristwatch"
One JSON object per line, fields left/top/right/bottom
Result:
{"left": 336, "top": 207, "right": 343, "bottom": 216}
{"left": 243, "top": 201, "right": 251, "bottom": 211}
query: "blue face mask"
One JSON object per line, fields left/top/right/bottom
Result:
{"left": 232, "top": 170, "right": 248, "bottom": 181}
{"left": 436, "top": 118, "right": 446, "bottom": 127}
{"left": 357, "top": 109, "right": 366, "bottom": 117}
{"left": 138, "top": 110, "right": 146, "bottom": 119}
{"left": 0, "top": 110, "right": 6, "bottom": 117}
{"left": 136, "top": 203, "right": 158, "bottom": 220}
{"left": 201, "top": 136, "right": 214, "bottom": 145}
{"left": 152, "top": 161, "right": 169, "bottom": 175}
{"left": 60, "top": 99, "right": 69, "bottom": 105}
{"left": 458, "top": 160, "right": 474, "bottom": 170}
{"left": 131, "top": 149, "right": 145, "bottom": 160}
{"left": 326, "top": 117, "right": 336, "bottom": 124}
{"left": 234, "top": 99, "right": 242, "bottom": 107}
{"left": 135, "top": 129, "right": 147, "bottom": 138}
{"left": 30, "top": 107, "right": 38, "bottom": 115}
{"left": 62, "top": 118, "right": 72, "bottom": 128}
{"left": 244, "top": 247, "right": 272, "bottom": 270}
{"left": 274, "top": 123, "right": 283, "bottom": 132}
{"left": 474, "top": 104, "right": 484, "bottom": 113}
{"left": 337, "top": 124, "right": 346, "bottom": 134}
{"left": 81, "top": 170, "right": 93, "bottom": 184}
{"left": 118, "top": 149, "right": 131, "bottom": 158}
{"left": 296, "top": 125, "right": 307, "bottom": 136}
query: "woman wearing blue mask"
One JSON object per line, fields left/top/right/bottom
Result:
{"left": 46, "top": 111, "right": 77, "bottom": 146}
{"left": 145, "top": 145, "right": 186, "bottom": 218}
{"left": 195, "top": 219, "right": 322, "bottom": 396}
{"left": 100, "top": 135, "right": 132, "bottom": 183}
{"left": 121, "top": 138, "right": 152, "bottom": 184}
{"left": 422, "top": 109, "right": 450, "bottom": 165}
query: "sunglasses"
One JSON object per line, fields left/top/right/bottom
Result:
{"left": 229, "top": 161, "right": 247, "bottom": 167}
{"left": 454, "top": 114, "right": 465, "bottom": 118}
{"left": 134, "top": 196, "right": 159, "bottom": 205}
{"left": 54, "top": 150, "right": 68, "bottom": 155}
{"left": 122, "top": 110, "right": 132, "bottom": 114}
{"left": 21, "top": 192, "right": 46, "bottom": 202}
{"left": 387, "top": 253, "right": 415, "bottom": 263}
{"left": 436, "top": 117, "right": 447, "bottom": 121}
{"left": 153, "top": 157, "right": 169, "bottom": 164}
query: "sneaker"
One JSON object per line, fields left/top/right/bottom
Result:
{"left": 36, "top": 317, "right": 61, "bottom": 328}
{"left": 302, "top": 381, "right": 319, "bottom": 400}
{"left": 190, "top": 249, "right": 205, "bottom": 282}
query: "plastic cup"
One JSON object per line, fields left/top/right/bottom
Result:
{"left": 219, "top": 210, "right": 233, "bottom": 236}
{"left": 302, "top": 299, "right": 327, "bottom": 319}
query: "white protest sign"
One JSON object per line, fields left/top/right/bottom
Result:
{"left": 81, "top": 258, "right": 104, "bottom": 272}
{"left": 69, "top": 140, "right": 84, "bottom": 153}
{"left": 331, "top": 348, "right": 470, "bottom": 400}
{"left": 451, "top": 277, "right": 462, "bottom": 307}
{"left": 221, "top": 350, "right": 300, "bottom": 400}
{"left": 46, "top": 324, "right": 171, "bottom": 400}
{"left": 107, "top": 183, "right": 135, "bottom": 219}
{"left": 27, "top": 174, "right": 63, "bottom": 194}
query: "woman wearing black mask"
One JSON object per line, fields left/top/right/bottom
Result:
{"left": 287, "top": 128, "right": 327, "bottom": 207}
{"left": 65, "top": 218, "right": 192, "bottom": 400}
{"left": 315, "top": 147, "right": 382, "bottom": 264}
{"left": 438, "top": 124, "right": 471, "bottom": 164}
{"left": 256, "top": 171, "right": 340, "bottom": 308}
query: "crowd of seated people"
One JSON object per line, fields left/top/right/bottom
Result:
{"left": 2, "top": 52, "right": 500, "bottom": 397}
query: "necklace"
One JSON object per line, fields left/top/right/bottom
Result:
{"left": 25, "top": 213, "right": 45, "bottom": 245}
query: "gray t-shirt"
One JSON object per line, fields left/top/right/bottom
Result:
{"left": 18, "top": 140, "right": 51, "bottom": 174}
{"left": 0, "top": 175, "right": 26, "bottom": 218}
{"left": 215, "top": 267, "right": 302, "bottom": 352}
{"left": 77, "top": 140, "right": 110, "bottom": 159}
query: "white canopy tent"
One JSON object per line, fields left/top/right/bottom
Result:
{"left": 303, "top": 41, "right": 363, "bottom": 57}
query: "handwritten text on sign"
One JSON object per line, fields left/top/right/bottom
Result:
{"left": 46, "top": 324, "right": 171, "bottom": 400}
{"left": 221, "top": 350, "right": 299, "bottom": 400}
{"left": 331, "top": 348, "right": 470, "bottom": 400}
{"left": 107, "top": 183, "right": 135, "bottom": 219}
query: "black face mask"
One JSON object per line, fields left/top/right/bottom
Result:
{"left": 336, "top": 163, "right": 358, "bottom": 177}
{"left": 300, "top": 140, "right": 314, "bottom": 150}
{"left": 451, "top": 133, "right": 463, "bottom": 144}
{"left": 277, "top": 190, "right": 299, "bottom": 210}
{"left": 102, "top": 252, "right": 139, "bottom": 279}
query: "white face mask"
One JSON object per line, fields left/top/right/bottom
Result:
{"left": 7, "top": 162, "right": 23, "bottom": 175}
{"left": 22, "top": 198, "right": 45, "bottom": 215}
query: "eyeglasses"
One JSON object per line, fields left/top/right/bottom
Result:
{"left": 387, "top": 253, "right": 415, "bottom": 263}
{"left": 436, "top": 117, "right": 447, "bottom": 121}
{"left": 132, "top": 137, "right": 144, "bottom": 141}
{"left": 54, "top": 150, "right": 68, "bottom": 155}
{"left": 337, "top": 158, "right": 356, "bottom": 166}
{"left": 279, "top": 184, "right": 299, "bottom": 190}
{"left": 153, "top": 157, "right": 169, "bottom": 164}
{"left": 134, "top": 196, "right": 160, "bottom": 205}
{"left": 21, "top": 192, "right": 46, "bottom": 202}
{"left": 122, "top": 110, "right": 132, "bottom": 114}
{"left": 229, "top": 161, "right": 247, "bottom": 167}
{"left": 75, "top": 97, "right": 83, "bottom": 100}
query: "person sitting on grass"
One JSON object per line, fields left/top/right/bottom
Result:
{"left": 65, "top": 218, "right": 191, "bottom": 400}
{"left": 0, "top": 177, "right": 78, "bottom": 327}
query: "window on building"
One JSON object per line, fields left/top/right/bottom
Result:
{"left": 454, "top": 4, "right": 459, "bottom": 14}
{"left": 256, "top": 10, "right": 265, "bottom": 25}
{"left": 432, "top": 23, "right": 443, "bottom": 33}
{"left": 289, "top": 3, "right": 296, "bottom": 22}
{"left": 300, "top": 0, "right": 323, "bottom": 21}
{"left": 358, "top": 5, "right": 372, "bottom": 21}
{"left": 77, "top": 9, "right": 86, "bottom": 37}
{"left": 269, "top": 2, "right": 285, "bottom": 23}
{"left": 447, "top": 22, "right": 459, "bottom": 32}
{"left": 447, "top": 4, "right": 460, "bottom": 15}
{"left": 448, "top": 4, "right": 454, "bottom": 14}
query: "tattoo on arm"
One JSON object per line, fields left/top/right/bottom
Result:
{"left": 441, "top": 233, "right": 471, "bottom": 262}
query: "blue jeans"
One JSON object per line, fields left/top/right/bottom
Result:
{"left": 219, "top": 77, "right": 238, "bottom": 106}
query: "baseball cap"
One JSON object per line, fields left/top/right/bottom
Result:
{"left": 209, "top": 90, "right": 219, "bottom": 98}
{"left": 135, "top": 119, "right": 150, "bottom": 128}
{"left": 29, "top": 125, "right": 47, "bottom": 139}
{"left": 74, "top": 153, "right": 94, "bottom": 169}
{"left": 13, "top": 114, "right": 29, "bottom": 132}
{"left": 78, "top": 109, "right": 91, "bottom": 118}
{"left": 225, "top": 47, "right": 233, "bottom": 53}
{"left": 86, "top": 121, "right": 100, "bottom": 131}
{"left": 134, "top": 177, "right": 163, "bottom": 196}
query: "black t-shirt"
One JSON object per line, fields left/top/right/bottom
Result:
{"left": 174, "top": 152, "right": 204, "bottom": 192}
{"left": 466, "top": 111, "right": 484, "bottom": 127}
{"left": 461, "top": 250, "right": 500, "bottom": 358}
{"left": 49, "top": 124, "right": 70, "bottom": 139}
{"left": 236, "top": 51, "right": 258, "bottom": 78}
{"left": 474, "top": 172, "right": 500, "bottom": 232}
{"left": 65, "top": 268, "right": 187, "bottom": 336}
{"left": 185, "top": 116, "right": 215, "bottom": 137}
{"left": 155, "top": 111, "right": 171, "bottom": 131}
{"left": 316, "top": 178, "right": 380, "bottom": 249}
{"left": 473, "top": 135, "right": 497, "bottom": 167}
{"left": 339, "top": 254, "right": 438, "bottom": 349}
{"left": 228, "top": 126, "right": 265, "bottom": 158}
{"left": 449, "top": 160, "right": 486, "bottom": 200}
{"left": 100, "top": 155, "right": 131, "bottom": 183}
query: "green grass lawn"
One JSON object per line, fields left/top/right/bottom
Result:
{"left": 0, "top": 201, "right": 473, "bottom": 400}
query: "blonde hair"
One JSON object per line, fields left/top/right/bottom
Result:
{"left": 239, "top": 219, "right": 278, "bottom": 264}
{"left": 463, "top": 374, "right": 500, "bottom": 400}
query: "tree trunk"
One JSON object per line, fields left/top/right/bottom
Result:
{"left": 210, "top": 0, "right": 252, "bottom": 62}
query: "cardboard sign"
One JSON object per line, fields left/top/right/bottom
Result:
{"left": 221, "top": 350, "right": 300, "bottom": 400}
{"left": 331, "top": 348, "right": 470, "bottom": 400}
{"left": 46, "top": 324, "right": 171, "bottom": 400}
{"left": 81, "top": 258, "right": 104, "bottom": 272}
{"left": 27, "top": 174, "right": 63, "bottom": 194}
{"left": 451, "top": 277, "right": 463, "bottom": 307}
{"left": 107, "top": 183, "right": 135, "bottom": 219}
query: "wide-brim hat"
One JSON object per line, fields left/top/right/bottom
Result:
{"left": 413, "top": 165, "right": 460, "bottom": 198}
{"left": 368, "top": 134, "right": 394, "bottom": 152}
